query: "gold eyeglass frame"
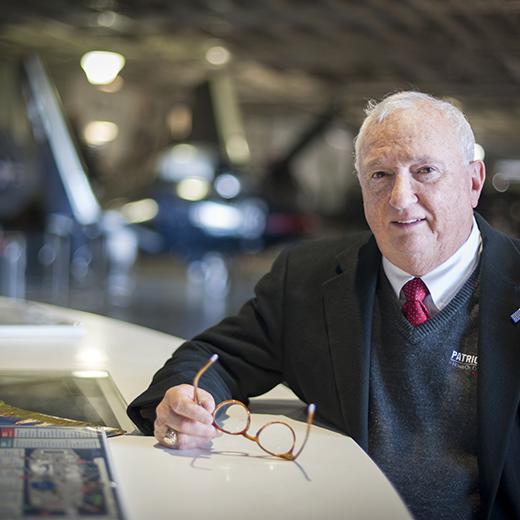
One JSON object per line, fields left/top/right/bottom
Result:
{"left": 192, "top": 354, "right": 316, "bottom": 461}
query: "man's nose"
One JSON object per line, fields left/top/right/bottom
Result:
{"left": 389, "top": 175, "right": 418, "bottom": 210}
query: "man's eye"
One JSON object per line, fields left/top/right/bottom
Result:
{"left": 417, "top": 166, "right": 435, "bottom": 174}
{"left": 371, "top": 171, "right": 387, "bottom": 179}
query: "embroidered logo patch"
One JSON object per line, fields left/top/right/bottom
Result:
{"left": 449, "top": 350, "right": 478, "bottom": 372}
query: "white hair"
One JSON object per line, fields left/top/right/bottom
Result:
{"left": 353, "top": 91, "right": 476, "bottom": 173}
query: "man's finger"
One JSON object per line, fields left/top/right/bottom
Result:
{"left": 155, "top": 423, "right": 214, "bottom": 450}
{"left": 164, "top": 386, "right": 214, "bottom": 424}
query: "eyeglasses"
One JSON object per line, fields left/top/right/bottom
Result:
{"left": 193, "top": 354, "right": 316, "bottom": 461}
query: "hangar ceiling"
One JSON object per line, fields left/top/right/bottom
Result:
{"left": 1, "top": 0, "right": 520, "bottom": 173}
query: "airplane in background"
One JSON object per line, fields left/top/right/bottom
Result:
{"left": 0, "top": 55, "right": 342, "bottom": 302}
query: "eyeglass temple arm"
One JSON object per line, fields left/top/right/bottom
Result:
{"left": 192, "top": 353, "right": 219, "bottom": 404}
{"left": 290, "top": 403, "right": 316, "bottom": 461}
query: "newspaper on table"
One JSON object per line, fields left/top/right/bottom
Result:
{"left": 0, "top": 426, "right": 126, "bottom": 519}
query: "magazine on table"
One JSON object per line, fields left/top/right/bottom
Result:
{"left": 0, "top": 426, "right": 126, "bottom": 519}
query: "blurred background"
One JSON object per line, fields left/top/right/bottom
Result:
{"left": 0, "top": 0, "right": 519, "bottom": 338}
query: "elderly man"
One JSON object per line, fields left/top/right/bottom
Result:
{"left": 128, "top": 92, "right": 519, "bottom": 519}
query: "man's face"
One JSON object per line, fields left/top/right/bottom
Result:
{"left": 357, "top": 107, "right": 485, "bottom": 276}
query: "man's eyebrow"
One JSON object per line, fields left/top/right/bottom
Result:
{"left": 413, "top": 155, "right": 439, "bottom": 163}
{"left": 362, "top": 155, "right": 447, "bottom": 170}
{"left": 412, "top": 156, "right": 447, "bottom": 168}
{"left": 362, "top": 158, "right": 387, "bottom": 170}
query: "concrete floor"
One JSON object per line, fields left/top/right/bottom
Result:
{"left": 27, "top": 248, "right": 279, "bottom": 341}
{"left": 110, "top": 250, "right": 277, "bottom": 339}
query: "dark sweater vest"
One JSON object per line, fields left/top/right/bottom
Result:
{"left": 368, "top": 268, "right": 481, "bottom": 519}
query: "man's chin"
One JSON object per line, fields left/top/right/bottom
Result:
{"left": 389, "top": 233, "right": 430, "bottom": 252}
{"left": 383, "top": 240, "right": 435, "bottom": 271}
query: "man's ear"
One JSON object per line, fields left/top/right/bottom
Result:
{"left": 469, "top": 160, "right": 486, "bottom": 208}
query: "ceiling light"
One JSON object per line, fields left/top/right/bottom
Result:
{"left": 80, "top": 51, "right": 126, "bottom": 85}
{"left": 205, "top": 45, "right": 231, "bottom": 66}
{"left": 119, "top": 198, "right": 159, "bottom": 224}
{"left": 214, "top": 173, "right": 241, "bottom": 199}
{"left": 176, "top": 177, "right": 210, "bottom": 201}
{"left": 84, "top": 120, "right": 119, "bottom": 146}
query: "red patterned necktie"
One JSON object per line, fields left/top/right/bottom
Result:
{"left": 402, "top": 278, "right": 430, "bottom": 326}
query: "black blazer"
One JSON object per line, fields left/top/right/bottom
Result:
{"left": 128, "top": 214, "right": 519, "bottom": 519}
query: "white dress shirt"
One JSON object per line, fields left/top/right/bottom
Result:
{"left": 382, "top": 218, "right": 482, "bottom": 316}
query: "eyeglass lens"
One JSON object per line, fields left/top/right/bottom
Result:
{"left": 215, "top": 401, "right": 297, "bottom": 457}
{"left": 257, "top": 422, "right": 296, "bottom": 456}
{"left": 214, "top": 401, "right": 250, "bottom": 434}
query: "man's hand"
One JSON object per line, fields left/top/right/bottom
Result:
{"left": 154, "top": 384, "right": 220, "bottom": 450}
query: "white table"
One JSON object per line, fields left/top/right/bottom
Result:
{"left": 0, "top": 301, "right": 411, "bottom": 520}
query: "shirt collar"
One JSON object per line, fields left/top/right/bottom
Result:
{"left": 382, "top": 217, "right": 482, "bottom": 312}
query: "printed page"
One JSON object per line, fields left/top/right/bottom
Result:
{"left": 0, "top": 426, "right": 126, "bottom": 519}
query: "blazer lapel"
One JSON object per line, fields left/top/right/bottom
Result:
{"left": 322, "top": 236, "right": 380, "bottom": 449}
{"left": 476, "top": 217, "right": 520, "bottom": 518}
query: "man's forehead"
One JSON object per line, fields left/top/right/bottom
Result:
{"left": 365, "top": 107, "right": 450, "bottom": 139}
{"left": 359, "top": 110, "right": 458, "bottom": 159}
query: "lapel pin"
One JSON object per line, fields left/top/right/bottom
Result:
{"left": 511, "top": 308, "right": 520, "bottom": 324}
